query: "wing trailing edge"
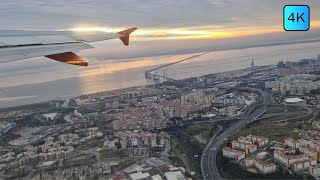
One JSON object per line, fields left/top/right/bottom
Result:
{"left": 45, "top": 52, "right": 88, "bottom": 66}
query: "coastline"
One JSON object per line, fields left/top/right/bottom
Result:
{"left": 1, "top": 40, "right": 320, "bottom": 109}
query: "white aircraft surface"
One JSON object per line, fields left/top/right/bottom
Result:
{"left": 0, "top": 27, "right": 137, "bottom": 66}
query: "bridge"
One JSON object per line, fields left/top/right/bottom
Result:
{"left": 145, "top": 52, "right": 211, "bottom": 82}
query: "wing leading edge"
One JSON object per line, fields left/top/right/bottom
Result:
{"left": 0, "top": 27, "right": 137, "bottom": 66}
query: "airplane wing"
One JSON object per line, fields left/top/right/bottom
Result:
{"left": 0, "top": 27, "right": 137, "bottom": 66}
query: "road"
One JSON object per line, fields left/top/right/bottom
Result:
{"left": 201, "top": 125, "right": 223, "bottom": 178}
{"left": 201, "top": 89, "right": 274, "bottom": 180}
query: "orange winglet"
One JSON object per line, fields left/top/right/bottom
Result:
{"left": 117, "top": 27, "right": 137, "bottom": 46}
{"left": 45, "top": 52, "right": 88, "bottom": 66}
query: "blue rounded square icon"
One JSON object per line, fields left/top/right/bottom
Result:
{"left": 284, "top": 5, "right": 310, "bottom": 31}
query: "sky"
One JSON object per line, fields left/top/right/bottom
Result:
{"left": 0, "top": 0, "right": 320, "bottom": 58}
{"left": 1, "top": 0, "right": 320, "bottom": 105}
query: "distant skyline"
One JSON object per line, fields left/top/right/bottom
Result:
{"left": 1, "top": 0, "right": 320, "bottom": 107}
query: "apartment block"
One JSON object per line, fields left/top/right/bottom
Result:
{"left": 245, "top": 157, "right": 276, "bottom": 174}
{"left": 310, "top": 165, "right": 320, "bottom": 176}
{"left": 299, "top": 146, "right": 318, "bottom": 161}
{"left": 223, "top": 147, "right": 245, "bottom": 161}
{"left": 285, "top": 138, "right": 301, "bottom": 149}
{"left": 274, "top": 151, "right": 309, "bottom": 167}
{"left": 246, "top": 134, "right": 269, "bottom": 147}
{"left": 293, "top": 158, "right": 317, "bottom": 171}
{"left": 231, "top": 140, "right": 257, "bottom": 154}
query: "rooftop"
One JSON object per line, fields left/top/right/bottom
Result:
{"left": 284, "top": 98, "right": 305, "bottom": 103}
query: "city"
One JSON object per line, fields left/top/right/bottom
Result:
{"left": 0, "top": 1, "right": 320, "bottom": 180}
{"left": 1, "top": 54, "right": 320, "bottom": 179}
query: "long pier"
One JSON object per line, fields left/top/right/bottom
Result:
{"left": 145, "top": 52, "right": 211, "bottom": 81}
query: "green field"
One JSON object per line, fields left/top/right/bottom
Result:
{"left": 168, "top": 156, "right": 185, "bottom": 168}
{"left": 170, "top": 123, "right": 217, "bottom": 176}
{"left": 265, "top": 107, "right": 286, "bottom": 114}
{"left": 264, "top": 106, "right": 307, "bottom": 114}
{"left": 77, "top": 102, "right": 107, "bottom": 115}
{"left": 184, "top": 123, "right": 217, "bottom": 140}
{"left": 171, "top": 134, "right": 203, "bottom": 175}
{"left": 234, "top": 122, "right": 300, "bottom": 142}
{"left": 79, "top": 141, "right": 103, "bottom": 150}
{"left": 99, "top": 149, "right": 128, "bottom": 160}
{"left": 234, "top": 112, "right": 315, "bottom": 142}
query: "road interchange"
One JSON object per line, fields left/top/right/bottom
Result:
{"left": 201, "top": 89, "right": 275, "bottom": 180}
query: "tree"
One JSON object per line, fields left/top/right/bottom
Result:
{"left": 297, "top": 124, "right": 303, "bottom": 130}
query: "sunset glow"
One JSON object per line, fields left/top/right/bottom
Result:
{"left": 69, "top": 19, "right": 320, "bottom": 42}
{"left": 69, "top": 26, "right": 275, "bottom": 40}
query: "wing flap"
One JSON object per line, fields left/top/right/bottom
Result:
{"left": 46, "top": 52, "right": 88, "bottom": 66}
{"left": 0, "top": 42, "right": 93, "bottom": 63}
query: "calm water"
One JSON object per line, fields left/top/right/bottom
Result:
{"left": 1, "top": 41, "right": 320, "bottom": 108}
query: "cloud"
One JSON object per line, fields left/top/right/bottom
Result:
{"left": 0, "top": 0, "right": 318, "bottom": 31}
{"left": 0, "top": 0, "right": 319, "bottom": 59}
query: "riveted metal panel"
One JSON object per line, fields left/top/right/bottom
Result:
{"left": 34, "top": 35, "right": 77, "bottom": 44}
{"left": 0, "top": 36, "right": 43, "bottom": 46}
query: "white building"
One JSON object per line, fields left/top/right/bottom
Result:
{"left": 151, "top": 174, "right": 163, "bottom": 180}
{"left": 246, "top": 134, "right": 268, "bottom": 147}
{"left": 245, "top": 157, "right": 276, "bottom": 174}
{"left": 130, "top": 172, "right": 150, "bottom": 180}
{"left": 265, "top": 74, "right": 320, "bottom": 95}
{"left": 293, "top": 158, "right": 317, "bottom": 171}
{"left": 274, "top": 151, "right": 309, "bottom": 167}
{"left": 310, "top": 165, "right": 320, "bottom": 176}
{"left": 255, "top": 158, "right": 277, "bottom": 174}
{"left": 284, "top": 98, "right": 305, "bottom": 104}
{"left": 223, "top": 147, "right": 245, "bottom": 161}
{"left": 164, "top": 171, "right": 186, "bottom": 180}
{"left": 231, "top": 140, "right": 257, "bottom": 154}
{"left": 298, "top": 146, "right": 318, "bottom": 161}
{"left": 285, "top": 138, "right": 301, "bottom": 149}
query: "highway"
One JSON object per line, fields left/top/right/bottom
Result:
{"left": 201, "top": 125, "right": 223, "bottom": 178}
{"left": 201, "top": 89, "right": 274, "bottom": 180}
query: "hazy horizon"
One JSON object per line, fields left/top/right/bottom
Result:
{"left": 0, "top": 0, "right": 319, "bottom": 60}
{"left": 1, "top": 0, "right": 320, "bottom": 107}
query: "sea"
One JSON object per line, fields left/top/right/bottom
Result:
{"left": 0, "top": 41, "right": 320, "bottom": 108}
